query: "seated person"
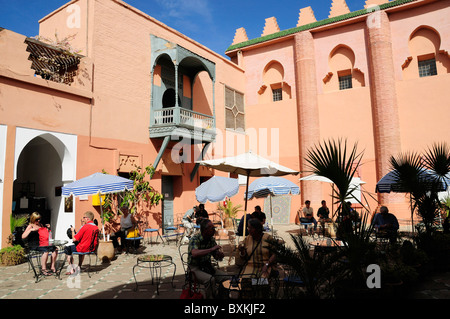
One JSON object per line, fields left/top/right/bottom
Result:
{"left": 238, "top": 218, "right": 278, "bottom": 278}
{"left": 251, "top": 205, "right": 266, "bottom": 225}
{"left": 300, "top": 200, "right": 317, "bottom": 232}
{"left": 181, "top": 206, "right": 197, "bottom": 244}
{"left": 22, "top": 212, "right": 58, "bottom": 275}
{"left": 64, "top": 211, "right": 99, "bottom": 273}
{"left": 317, "top": 200, "right": 331, "bottom": 222}
{"left": 111, "top": 205, "right": 139, "bottom": 252}
{"left": 236, "top": 213, "right": 253, "bottom": 236}
{"left": 194, "top": 203, "right": 209, "bottom": 225}
{"left": 317, "top": 200, "right": 332, "bottom": 235}
{"left": 372, "top": 206, "right": 399, "bottom": 243}
{"left": 188, "top": 219, "right": 228, "bottom": 299}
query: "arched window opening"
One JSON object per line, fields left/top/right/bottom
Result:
{"left": 258, "top": 61, "right": 291, "bottom": 104}
{"left": 324, "top": 45, "right": 365, "bottom": 92}
{"left": 403, "top": 26, "right": 450, "bottom": 79}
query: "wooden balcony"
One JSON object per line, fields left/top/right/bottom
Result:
{"left": 149, "top": 107, "right": 216, "bottom": 143}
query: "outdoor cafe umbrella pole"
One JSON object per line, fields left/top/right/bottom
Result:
{"left": 196, "top": 151, "right": 299, "bottom": 238}
{"left": 243, "top": 172, "right": 250, "bottom": 238}
{"left": 99, "top": 192, "right": 106, "bottom": 240}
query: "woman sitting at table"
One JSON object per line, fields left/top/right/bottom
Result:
{"left": 238, "top": 218, "right": 278, "bottom": 278}
{"left": 22, "top": 212, "right": 57, "bottom": 275}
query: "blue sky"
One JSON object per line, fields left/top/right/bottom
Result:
{"left": 0, "top": 0, "right": 369, "bottom": 58}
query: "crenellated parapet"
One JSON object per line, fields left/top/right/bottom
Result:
{"left": 328, "top": 0, "right": 351, "bottom": 18}
{"left": 232, "top": 27, "right": 249, "bottom": 45}
{"left": 297, "top": 6, "right": 317, "bottom": 27}
{"left": 261, "top": 17, "right": 280, "bottom": 37}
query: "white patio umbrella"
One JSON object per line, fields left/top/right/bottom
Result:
{"left": 300, "top": 174, "right": 366, "bottom": 185}
{"left": 62, "top": 172, "right": 134, "bottom": 240}
{"left": 299, "top": 174, "right": 366, "bottom": 214}
{"left": 197, "top": 151, "right": 299, "bottom": 236}
{"left": 195, "top": 176, "right": 239, "bottom": 204}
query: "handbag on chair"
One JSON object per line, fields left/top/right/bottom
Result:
{"left": 126, "top": 227, "right": 140, "bottom": 238}
{"left": 180, "top": 283, "right": 204, "bottom": 299}
{"left": 180, "top": 272, "right": 204, "bottom": 299}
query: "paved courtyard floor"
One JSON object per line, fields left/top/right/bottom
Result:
{"left": 1, "top": 223, "right": 450, "bottom": 303}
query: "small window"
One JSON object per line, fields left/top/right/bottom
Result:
{"left": 418, "top": 58, "right": 437, "bottom": 77}
{"left": 339, "top": 75, "right": 352, "bottom": 90}
{"left": 225, "top": 86, "right": 245, "bottom": 131}
{"left": 272, "top": 88, "right": 282, "bottom": 102}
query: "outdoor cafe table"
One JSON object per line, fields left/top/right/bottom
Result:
{"left": 310, "top": 239, "right": 344, "bottom": 257}
{"left": 132, "top": 254, "right": 176, "bottom": 294}
{"left": 217, "top": 273, "right": 274, "bottom": 299}
{"left": 27, "top": 240, "right": 68, "bottom": 282}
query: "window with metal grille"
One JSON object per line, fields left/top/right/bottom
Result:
{"left": 272, "top": 88, "right": 282, "bottom": 102}
{"left": 339, "top": 75, "right": 352, "bottom": 90}
{"left": 225, "top": 86, "right": 245, "bottom": 131}
{"left": 418, "top": 58, "right": 437, "bottom": 77}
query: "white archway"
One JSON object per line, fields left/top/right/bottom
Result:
{"left": 14, "top": 128, "right": 77, "bottom": 240}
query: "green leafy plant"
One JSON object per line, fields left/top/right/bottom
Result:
{"left": 305, "top": 138, "right": 364, "bottom": 217}
{"left": 7, "top": 214, "right": 28, "bottom": 245}
{"left": 102, "top": 165, "right": 163, "bottom": 223}
{"left": 304, "top": 138, "right": 375, "bottom": 240}
{"left": 217, "top": 200, "right": 243, "bottom": 229}
{"left": 390, "top": 142, "right": 450, "bottom": 235}
{"left": 301, "top": 139, "right": 383, "bottom": 296}
{"left": 271, "top": 234, "right": 338, "bottom": 299}
{"left": 217, "top": 200, "right": 242, "bottom": 219}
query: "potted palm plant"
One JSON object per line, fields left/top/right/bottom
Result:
{"left": 217, "top": 199, "right": 242, "bottom": 230}
{"left": 304, "top": 139, "right": 381, "bottom": 297}
{"left": 8, "top": 214, "right": 28, "bottom": 245}
{"left": 389, "top": 142, "right": 450, "bottom": 270}
{"left": 0, "top": 214, "right": 28, "bottom": 266}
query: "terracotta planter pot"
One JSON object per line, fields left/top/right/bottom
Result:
{"left": 224, "top": 217, "right": 235, "bottom": 230}
{"left": 97, "top": 240, "right": 115, "bottom": 263}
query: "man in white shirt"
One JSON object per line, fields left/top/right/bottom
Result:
{"left": 300, "top": 200, "right": 317, "bottom": 233}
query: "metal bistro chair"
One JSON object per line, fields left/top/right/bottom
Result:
{"left": 143, "top": 222, "right": 163, "bottom": 246}
{"left": 178, "top": 246, "right": 207, "bottom": 298}
{"left": 73, "top": 228, "right": 99, "bottom": 278}
{"left": 300, "top": 221, "right": 314, "bottom": 236}
{"left": 162, "top": 218, "right": 182, "bottom": 246}
{"left": 26, "top": 248, "right": 49, "bottom": 283}
{"left": 281, "top": 265, "right": 306, "bottom": 299}
{"left": 125, "top": 223, "right": 144, "bottom": 254}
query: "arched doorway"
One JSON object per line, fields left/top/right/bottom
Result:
{"left": 13, "top": 128, "right": 77, "bottom": 241}
{"left": 13, "top": 137, "right": 62, "bottom": 242}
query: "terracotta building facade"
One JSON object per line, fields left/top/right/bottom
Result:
{"left": 0, "top": 0, "right": 449, "bottom": 247}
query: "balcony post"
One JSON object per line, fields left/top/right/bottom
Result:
{"left": 212, "top": 79, "right": 216, "bottom": 130}
{"left": 150, "top": 68, "right": 155, "bottom": 126}
{"left": 174, "top": 64, "right": 180, "bottom": 125}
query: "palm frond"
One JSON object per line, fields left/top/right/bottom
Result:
{"left": 305, "top": 138, "right": 364, "bottom": 211}
{"left": 423, "top": 142, "right": 450, "bottom": 181}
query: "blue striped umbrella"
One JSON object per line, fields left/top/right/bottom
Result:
{"left": 62, "top": 173, "right": 134, "bottom": 239}
{"left": 376, "top": 169, "right": 449, "bottom": 193}
{"left": 246, "top": 176, "right": 300, "bottom": 200}
{"left": 62, "top": 172, "right": 134, "bottom": 197}
{"left": 246, "top": 176, "right": 300, "bottom": 234}
{"left": 376, "top": 169, "right": 450, "bottom": 232}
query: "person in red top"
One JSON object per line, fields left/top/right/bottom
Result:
{"left": 64, "top": 211, "right": 99, "bottom": 272}
{"left": 22, "top": 212, "right": 58, "bottom": 275}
